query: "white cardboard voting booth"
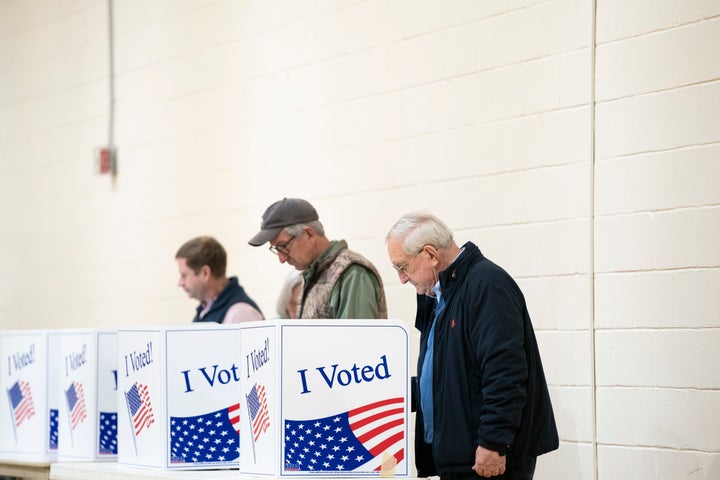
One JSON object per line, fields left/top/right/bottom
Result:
{"left": 57, "top": 329, "right": 118, "bottom": 461}
{"left": 238, "top": 322, "right": 277, "bottom": 474}
{"left": 117, "top": 325, "right": 241, "bottom": 470}
{"left": 0, "top": 330, "right": 60, "bottom": 461}
{"left": 239, "top": 320, "right": 410, "bottom": 478}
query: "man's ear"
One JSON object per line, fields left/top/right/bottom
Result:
{"left": 199, "top": 264, "right": 212, "bottom": 280}
{"left": 423, "top": 245, "right": 441, "bottom": 265}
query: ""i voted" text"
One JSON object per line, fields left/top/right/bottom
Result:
{"left": 297, "top": 355, "right": 391, "bottom": 394}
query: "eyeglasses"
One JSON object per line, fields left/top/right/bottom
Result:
{"left": 393, "top": 260, "right": 412, "bottom": 275}
{"left": 269, "top": 235, "right": 297, "bottom": 255}
{"left": 392, "top": 249, "right": 424, "bottom": 275}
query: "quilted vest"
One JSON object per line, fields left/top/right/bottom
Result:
{"left": 300, "top": 246, "right": 387, "bottom": 319}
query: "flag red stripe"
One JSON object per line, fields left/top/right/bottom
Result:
{"left": 71, "top": 407, "right": 86, "bottom": 428}
{"left": 132, "top": 383, "right": 154, "bottom": 436}
{"left": 69, "top": 383, "right": 87, "bottom": 429}
{"left": 349, "top": 397, "right": 403, "bottom": 416}
{"left": 250, "top": 386, "right": 270, "bottom": 441}
{"left": 17, "top": 400, "right": 32, "bottom": 417}
{"left": 15, "top": 381, "right": 36, "bottom": 426}
{"left": 15, "top": 401, "right": 34, "bottom": 425}
{"left": 228, "top": 403, "right": 241, "bottom": 430}
{"left": 356, "top": 417, "right": 404, "bottom": 444}
{"left": 368, "top": 430, "right": 405, "bottom": 457}
{"left": 134, "top": 408, "right": 153, "bottom": 434}
{"left": 252, "top": 412, "right": 270, "bottom": 441}
{"left": 350, "top": 407, "right": 404, "bottom": 430}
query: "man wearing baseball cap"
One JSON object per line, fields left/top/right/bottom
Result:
{"left": 249, "top": 198, "right": 387, "bottom": 319}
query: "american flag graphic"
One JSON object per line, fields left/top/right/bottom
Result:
{"left": 246, "top": 383, "right": 270, "bottom": 442}
{"left": 125, "top": 382, "right": 154, "bottom": 436}
{"left": 284, "top": 397, "right": 405, "bottom": 473}
{"left": 169, "top": 403, "right": 240, "bottom": 464}
{"left": 65, "top": 381, "right": 87, "bottom": 429}
{"left": 98, "top": 411, "right": 118, "bottom": 455}
{"left": 8, "top": 380, "right": 35, "bottom": 427}
{"left": 49, "top": 408, "right": 59, "bottom": 450}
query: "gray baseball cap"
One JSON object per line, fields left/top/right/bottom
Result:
{"left": 248, "top": 198, "right": 319, "bottom": 246}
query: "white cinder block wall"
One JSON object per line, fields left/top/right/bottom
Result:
{"left": 593, "top": 1, "right": 720, "bottom": 478}
{"left": 0, "top": 1, "right": 717, "bottom": 478}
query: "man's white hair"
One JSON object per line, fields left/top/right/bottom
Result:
{"left": 386, "top": 212, "right": 454, "bottom": 254}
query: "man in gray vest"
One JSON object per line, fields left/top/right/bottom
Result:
{"left": 248, "top": 198, "right": 387, "bottom": 319}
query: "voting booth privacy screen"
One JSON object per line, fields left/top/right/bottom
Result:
{"left": 279, "top": 321, "right": 409, "bottom": 477}
{"left": 0, "top": 330, "right": 60, "bottom": 461}
{"left": 117, "top": 325, "right": 242, "bottom": 470}
{"left": 239, "top": 320, "right": 410, "bottom": 477}
{"left": 58, "top": 330, "right": 118, "bottom": 461}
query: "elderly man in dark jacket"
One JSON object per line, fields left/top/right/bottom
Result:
{"left": 386, "top": 212, "right": 558, "bottom": 480}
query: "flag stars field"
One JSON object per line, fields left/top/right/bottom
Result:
{"left": 284, "top": 397, "right": 404, "bottom": 473}
{"left": 170, "top": 404, "right": 240, "bottom": 464}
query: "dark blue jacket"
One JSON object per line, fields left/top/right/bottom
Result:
{"left": 414, "top": 242, "right": 558, "bottom": 476}
{"left": 193, "top": 277, "right": 263, "bottom": 323}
